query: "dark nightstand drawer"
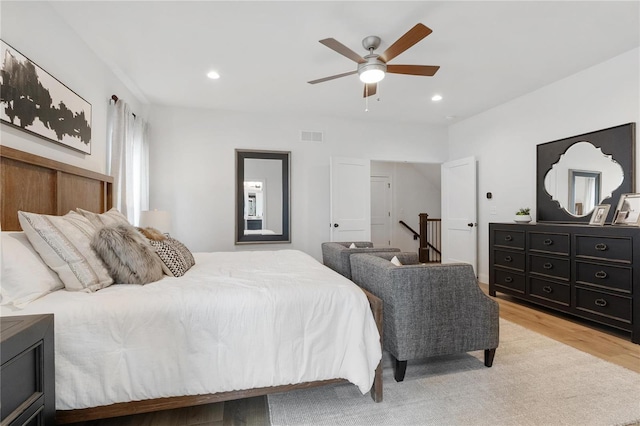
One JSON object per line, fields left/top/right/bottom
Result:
{"left": 529, "top": 254, "right": 570, "bottom": 281}
{"left": 494, "top": 249, "right": 525, "bottom": 271}
{"left": 529, "top": 232, "right": 569, "bottom": 255}
{"left": 576, "top": 287, "right": 632, "bottom": 323}
{"left": 576, "top": 261, "right": 632, "bottom": 293}
{"left": 493, "top": 269, "right": 525, "bottom": 293}
{"left": 494, "top": 229, "right": 525, "bottom": 250}
{"left": 530, "top": 278, "right": 570, "bottom": 306}
{"left": 1, "top": 315, "right": 54, "bottom": 426}
{"left": 576, "top": 235, "right": 632, "bottom": 263}
{"left": 1, "top": 342, "right": 41, "bottom": 421}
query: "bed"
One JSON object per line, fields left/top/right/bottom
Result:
{"left": 0, "top": 146, "right": 383, "bottom": 424}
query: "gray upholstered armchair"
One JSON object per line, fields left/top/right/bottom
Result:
{"left": 350, "top": 252, "right": 499, "bottom": 382}
{"left": 321, "top": 242, "right": 401, "bottom": 279}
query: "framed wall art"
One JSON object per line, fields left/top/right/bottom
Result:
{"left": 612, "top": 193, "right": 640, "bottom": 226}
{"left": 0, "top": 40, "right": 92, "bottom": 154}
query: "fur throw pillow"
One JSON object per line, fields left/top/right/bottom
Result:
{"left": 137, "top": 226, "right": 167, "bottom": 241}
{"left": 91, "top": 224, "right": 164, "bottom": 284}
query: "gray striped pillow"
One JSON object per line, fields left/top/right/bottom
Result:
{"left": 18, "top": 210, "right": 113, "bottom": 292}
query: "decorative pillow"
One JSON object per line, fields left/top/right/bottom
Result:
{"left": 91, "top": 224, "right": 164, "bottom": 284}
{"left": 390, "top": 256, "right": 403, "bottom": 266}
{"left": 1, "top": 232, "right": 64, "bottom": 308}
{"left": 18, "top": 210, "right": 113, "bottom": 292}
{"left": 148, "top": 237, "right": 195, "bottom": 277}
{"left": 349, "top": 242, "right": 357, "bottom": 248}
{"left": 76, "top": 207, "right": 130, "bottom": 228}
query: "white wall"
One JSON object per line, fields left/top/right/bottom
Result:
{"left": 371, "top": 161, "right": 441, "bottom": 252}
{"left": 147, "top": 105, "right": 448, "bottom": 259}
{"left": 0, "top": 1, "right": 144, "bottom": 174}
{"left": 448, "top": 48, "right": 640, "bottom": 284}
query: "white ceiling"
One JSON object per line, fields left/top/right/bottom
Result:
{"left": 49, "top": 1, "right": 639, "bottom": 126}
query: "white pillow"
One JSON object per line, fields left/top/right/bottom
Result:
{"left": 18, "top": 210, "right": 113, "bottom": 292}
{"left": 76, "top": 207, "right": 130, "bottom": 228}
{"left": 390, "top": 256, "right": 403, "bottom": 266}
{"left": 349, "top": 243, "right": 357, "bottom": 248}
{"left": 1, "top": 232, "right": 64, "bottom": 308}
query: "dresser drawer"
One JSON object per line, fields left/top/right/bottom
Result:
{"left": 494, "top": 229, "right": 525, "bottom": 250}
{"left": 493, "top": 269, "right": 525, "bottom": 293}
{"left": 528, "top": 232, "right": 569, "bottom": 255}
{"left": 575, "top": 235, "right": 632, "bottom": 263}
{"left": 575, "top": 261, "right": 632, "bottom": 294}
{"left": 494, "top": 249, "right": 525, "bottom": 271}
{"left": 530, "top": 278, "right": 570, "bottom": 306}
{"left": 529, "top": 254, "right": 570, "bottom": 281}
{"left": 575, "top": 287, "right": 632, "bottom": 323}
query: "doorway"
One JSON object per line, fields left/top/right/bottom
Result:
{"left": 371, "top": 176, "right": 392, "bottom": 247}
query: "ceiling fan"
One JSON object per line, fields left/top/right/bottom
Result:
{"left": 308, "top": 23, "right": 440, "bottom": 97}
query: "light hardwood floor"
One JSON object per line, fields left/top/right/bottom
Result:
{"left": 66, "top": 284, "right": 640, "bottom": 426}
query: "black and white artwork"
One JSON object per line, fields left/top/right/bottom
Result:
{"left": 0, "top": 40, "right": 91, "bottom": 154}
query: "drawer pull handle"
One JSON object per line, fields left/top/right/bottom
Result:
{"left": 505, "top": 235, "right": 513, "bottom": 242}
{"left": 542, "top": 286, "right": 553, "bottom": 293}
{"left": 594, "top": 271, "right": 608, "bottom": 279}
{"left": 543, "top": 239, "right": 553, "bottom": 246}
{"left": 594, "top": 298, "right": 608, "bottom": 307}
{"left": 595, "top": 243, "right": 608, "bottom": 251}
{"left": 504, "top": 256, "right": 513, "bottom": 262}
{"left": 504, "top": 277, "right": 513, "bottom": 283}
{"left": 543, "top": 263, "right": 553, "bottom": 269}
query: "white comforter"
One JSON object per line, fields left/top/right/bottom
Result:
{"left": 2, "top": 250, "right": 381, "bottom": 410}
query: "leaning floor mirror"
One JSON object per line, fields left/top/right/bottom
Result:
{"left": 235, "top": 149, "right": 291, "bottom": 244}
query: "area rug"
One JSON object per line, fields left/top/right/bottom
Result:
{"left": 268, "top": 319, "right": 640, "bottom": 425}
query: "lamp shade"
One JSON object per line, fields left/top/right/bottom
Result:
{"left": 139, "top": 210, "right": 171, "bottom": 234}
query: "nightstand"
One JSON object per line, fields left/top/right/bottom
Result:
{"left": 1, "top": 314, "right": 55, "bottom": 426}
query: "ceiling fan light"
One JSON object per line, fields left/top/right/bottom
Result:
{"left": 359, "top": 68, "right": 385, "bottom": 83}
{"left": 358, "top": 60, "right": 386, "bottom": 84}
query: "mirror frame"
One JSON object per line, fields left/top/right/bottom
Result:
{"left": 537, "top": 123, "right": 636, "bottom": 223}
{"left": 235, "top": 149, "right": 291, "bottom": 244}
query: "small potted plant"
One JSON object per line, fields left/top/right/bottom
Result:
{"left": 514, "top": 208, "right": 532, "bottom": 223}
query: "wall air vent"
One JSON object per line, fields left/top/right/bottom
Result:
{"left": 300, "top": 130, "right": 324, "bottom": 143}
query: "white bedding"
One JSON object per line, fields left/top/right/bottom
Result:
{"left": 0, "top": 249, "right": 381, "bottom": 410}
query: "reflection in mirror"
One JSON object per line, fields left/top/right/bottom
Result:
{"left": 543, "top": 141, "right": 624, "bottom": 217}
{"left": 236, "top": 150, "right": 290, "bottom": 244}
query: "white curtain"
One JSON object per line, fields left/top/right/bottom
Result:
{"left": 107, "top": 99, "right": 149, "bottom": 224}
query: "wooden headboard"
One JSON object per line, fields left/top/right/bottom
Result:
{"left": 1, "top": 146, "right": 113, "bottom": 231}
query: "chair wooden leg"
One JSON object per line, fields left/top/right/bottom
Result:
{"left": 393, "top": 358, "right": 408, "bottom": 382}
{"left": 484, "top": 348, "right": 496, "bottom": 367}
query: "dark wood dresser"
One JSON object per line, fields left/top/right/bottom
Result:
{"left": 489, "top": 223, "right": 640, "bottom": 344}
{"left": 1, "top": 314, "right": 55, "bottom": 426}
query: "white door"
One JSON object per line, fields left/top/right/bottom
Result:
{"left": 330, "top": 157, "right": 371, "bottom": 242}
{"left": 441, "top": 156, "right": 477, "bottom": 272}
{"left": 371, "top": 176, "right": 392, "bottom": 247}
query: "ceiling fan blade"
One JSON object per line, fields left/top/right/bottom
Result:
{"left": 363, "top": 83, "right": 377, "bottom": 98}
{"left": 386, "top": 64, "right": 440, "bottom": 76}
{"left": 379, "top": 23, "right": 433, "bottom": 63}
{"left": 308, "top": 70, "right": 358, "bottom": 84}
{"left": 319, "top": 38, "right": 366, "bottom": 63}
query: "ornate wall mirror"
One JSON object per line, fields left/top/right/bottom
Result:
{"left": 537, "top": 123, "right": 635, "bottom": 223}
{"left": 235, "top": 150, "right": 290, "bottom": 244}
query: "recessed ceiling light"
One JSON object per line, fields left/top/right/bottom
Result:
{"left": 431, "top": 94, "right": 442, "bottom": 102}
{"left": 207, "top": 70, "right": 220, "bottom": 80}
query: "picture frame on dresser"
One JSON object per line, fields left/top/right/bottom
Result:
{"left": 589, "top": 204, "right": 610, "bottom": 226}
{"left": 612, "top": 193, "right": 640, "bottom": 226}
